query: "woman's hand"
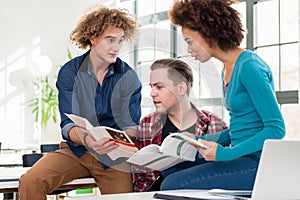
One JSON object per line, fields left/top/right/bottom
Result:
{"left": 84, "top": 133, "right": 119, "bottom": 155}
{"left": 196, "top": 139, "right": 217, "bottom": 161}
{"left": 180, "top": 132, "right": 217, "bottom": 161}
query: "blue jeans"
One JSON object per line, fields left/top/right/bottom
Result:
{"left": 160, "top": 155, "right": 259, "bottom": 190}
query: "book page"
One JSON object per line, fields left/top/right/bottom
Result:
{"left": 65, "top": 113, "right": 94, "bottom": 130}
{"left": 87, "top": 126, "right": 138, "bottom": 160}
{"left": 65, "top": 113, "right": 138, "bottom": 161}
{"left": 104, "top": 126, "right": 134, "bottom": 144}
{"left": 108, "top": 146, "right": 138, "bottom": 161}
{"left": 88, "top": 127, "right": 111, "bottom": 141}
{"left": 160, "top": 134, "right": 197, "bottom": 161}
{"left": 127, "top": 144, "right": 182, "bottom": 171}
{"left": 127, "top": 134, "right": 200, "bottom": 171}
{"left": 65, "top": 113, "right": 133, "bottom": 144}
{"left": 170, "top": 132, "right": 208, "bottom": 149}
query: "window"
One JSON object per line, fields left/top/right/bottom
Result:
{"left": 120, "top": 0, "right": 300, "bottom": 139}
{"left": 253, "top": 0, "right": 299, "bottom": 139}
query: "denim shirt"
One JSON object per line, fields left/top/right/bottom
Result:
{"left": 56, "top": 51, "right": 142, "bottom": 166}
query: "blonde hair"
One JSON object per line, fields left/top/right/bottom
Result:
{"left": 150, "top": 58, "right": 193, "bottom": 95}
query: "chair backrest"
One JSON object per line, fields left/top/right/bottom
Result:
{"left": 22, "top": 153, "right": 44, "bottom": 167}
{"left": 40, "top": 144, "right": 60, "bottom": 153}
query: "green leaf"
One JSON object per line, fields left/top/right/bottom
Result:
{"left": 27, "top": 49, "right": 75, "bottom": 132}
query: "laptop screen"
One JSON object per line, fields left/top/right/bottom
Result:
{"left": 251, "top": 139, "right": 300, "bottom": 200}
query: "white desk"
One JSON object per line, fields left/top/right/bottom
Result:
{"left": 0, "top": 154, "right": 23, "bottom": 167}
{"left": 65, "top": 190, "right": 233, "bottom": 200}
{"left": 0, "top": 167, "right": 96, "bottom": 193}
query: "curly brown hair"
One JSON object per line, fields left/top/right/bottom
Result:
{"left": 168, "top": 0, "right": 244, "bottom": 51}
{"left": 70, "top": 5, "right": 138, "bottom": 49}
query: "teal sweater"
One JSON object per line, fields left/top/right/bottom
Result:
{"left": 197, "top": 50, "right": 285, "bottom": 161}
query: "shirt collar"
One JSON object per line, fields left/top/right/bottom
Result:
{"left": 86, "top": 57, "right": 117, "bottom": 78}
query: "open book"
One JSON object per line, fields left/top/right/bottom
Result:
{"left": 127, "top": 132, "right": 206, "bottom": 171}
{"left": 169, "top": 133, "right": 208, "bottom": 149}
{"left": 65, "top": 113, "right": 138, "bottom": 161}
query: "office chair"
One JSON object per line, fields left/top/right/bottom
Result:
{"left": 22, "top": 153, "right": 44, "bottom": 167}
{"left": 40, "top": 143, "right": 60, "bottom": 153}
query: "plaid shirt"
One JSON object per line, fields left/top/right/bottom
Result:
{"left": 132, "top": 103, "right": 228, "bottom": 192}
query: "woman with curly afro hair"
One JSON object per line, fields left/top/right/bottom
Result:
{"left": 160, "top": 0, "right": 285, "bottom": 191}
{"left": 19, "top": 5, "right": 142, "bottom": 199}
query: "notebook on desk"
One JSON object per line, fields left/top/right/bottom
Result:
{"left": 153, "top": 139, "right": 300, "bottom": 200}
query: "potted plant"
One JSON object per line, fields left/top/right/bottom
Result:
{"left": 28, "top": 76, "right": 59, "bottom": 131}
{"left": 28, "top": 49, "right": 74, "bottom": 132}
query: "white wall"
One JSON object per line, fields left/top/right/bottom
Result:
{"left": 0, "top": 0, "right": 104, "bottom": 148}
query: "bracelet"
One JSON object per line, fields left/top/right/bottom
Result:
{"left": 83, "top": 132, "right": 89, "bottom": 147}
{"left": 82, "top": 132, "right": 98, "bottom": 155}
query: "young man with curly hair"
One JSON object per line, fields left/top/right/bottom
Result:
{"left": 160, "top": 0, "right": 285, "bottom": 190}
{"left": 132, "top": 58, "right": 227, "bottom": 192}
{"left": 18, "top": 5, "right": 141, "bottom": 199}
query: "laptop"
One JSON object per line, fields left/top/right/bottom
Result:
{"left": 212, "top": 139, "right": 300, "bottom": 200}
{"left": 154, "top": 139, "right": 300, "bottom": 200}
